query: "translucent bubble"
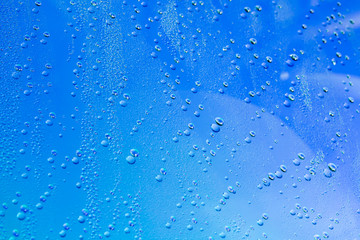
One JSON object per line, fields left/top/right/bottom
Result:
{"left": 16, "top": 212, "right": 25, "bottom": 220}
{"left": 323, "top": 168, "right": 332, "bottom": 178}
{"left": 304, "top": 174, "right": 311, "bottom": 181}
{"left": 78, "top": 216, "right": 85, "bottom": 223}
{"left": 126, "top": 156, "right": 136, "bottom": 164}
{"left": 328, "top": 163, "right": 337, "bottom": 172}
{"left": 12, "top": 229, "right": 19, "bottom": 237}
{"left": 72, "top": 157, "right": 79, "bottom": 164}
{"left": 130, "top": 149, "right": 139, "bottom": 157}
{"left": 155, "top": 45, "right": 161, "bottom": 51}
{"left": 262, "top": 178, "right": 270, "bottom": 186}
{"left": 160, "top": 168, "right": 167, "bottom": 175}
{"left": 59, "top": 230, "right": 66, "bottom": 238}
{"left": 280, "top": 165, "right": 287, "bottom": 172}
{"left": 63, "top": 223, "right": 70, "bottom": 230}
{"left": 215, "top": 117, "right": 224, "bottom": 126}
{"left": 283, "top": 100, "right": 291, "bottom": 107}
{"left": 298, "top": 153, "right": 305, "bottom": 160}
{"left": 293, "top": 159, "right": 300, "bottom": 166}
{"left": 122, "top": 93, "right": 130, "bottom": 100}
{"left": 274, "top": 171, "right": 282, "bottom": 178}
{"left": 211, "top": 124, "right": 220, "bottom": 132}
{"left": 155, "top": 175, "right": 163, "bottom": 182}
{"left": 49, "top": 112, "right": 56, "bottom": 119}
{"left": 290, "top": 54, "right": 299, "bottom": 61}
{"left": 101, "top": 140, "right": 109, "bottom": 147}
{"left": 14, "top": 64, "right": 23, "bottom": 71}
{"left": 227, "top": 186, "right": 236, "bottom": 193}
{"left": 249, "top": 38, "right": 257, "bottom": 45}
{"left": 45, "top": 120, "right": 53, "bottom": 126}
{"left": 266, "top": 56, "right": 272, "bottom": 63}
{"left": 45, "top": 63, "right": 52, "bottom": 69}
{"left": 268, "top": 173, "right": 275, "bottom": 180}
{"left": 120, "top": 100, "right": 127, "bottom": 107}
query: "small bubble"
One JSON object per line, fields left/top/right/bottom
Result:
{"left": 249, "top": 38, "right": 257, "bottom": 45}
{"left": 280, "top": 165, "right": 287, "bottom": 172}
{"left": 211, "top": 124, "right": 220, "bottom": 132}
{"left": 323, "top": 168, "right": 332, "bottom": 178}
{"left": 155, "top": 175, "right": 163, "bottom": 182}
{"left": 293, "top": 159, "right": 300, "bottom": 166}
{"left": 126, "top": 156, "right": 136, "bottom": 164}
{"left": 298, "top": 153, "right": 305, "bottom": 160}
{"left": 130, "top": 149, "right": 139, "bottom": 157}
{"left": 59, "top": 230, "right": 66, "bottom": 238}
{"left": 215, "top": 117, "right": 224, "bottom": 126}
{"left": 16, "top": 212, "right": 25, "bottom": 220}
{"left": 328, "top": 163, "right": 337, "bottom": 172}
{"left": 290, "top": 54, "right": 299, "bottom": 61}
{"left": 101, "top": 140, "right": 109, "bottom": 147}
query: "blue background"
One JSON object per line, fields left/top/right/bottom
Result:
{"left": 1, "top": 0, "right": 360, "bottom": 239}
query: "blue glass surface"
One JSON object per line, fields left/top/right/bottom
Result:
{"left": 1, "top": 0, "right": 360, "bottom": 239}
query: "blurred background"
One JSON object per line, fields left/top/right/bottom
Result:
{"left": 0, "top": 0, "right": 360, "bottom": 239}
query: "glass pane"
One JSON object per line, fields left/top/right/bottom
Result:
{"left": 0, "top": 0, "right": 359, "bottom": 239}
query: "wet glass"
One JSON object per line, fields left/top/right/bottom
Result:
{"left": 0, "top": 0, "right": 360, "bottom": 239}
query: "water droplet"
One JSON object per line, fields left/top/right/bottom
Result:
{"left": 126, "top": 156, "right": 136, "bottom": 164}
